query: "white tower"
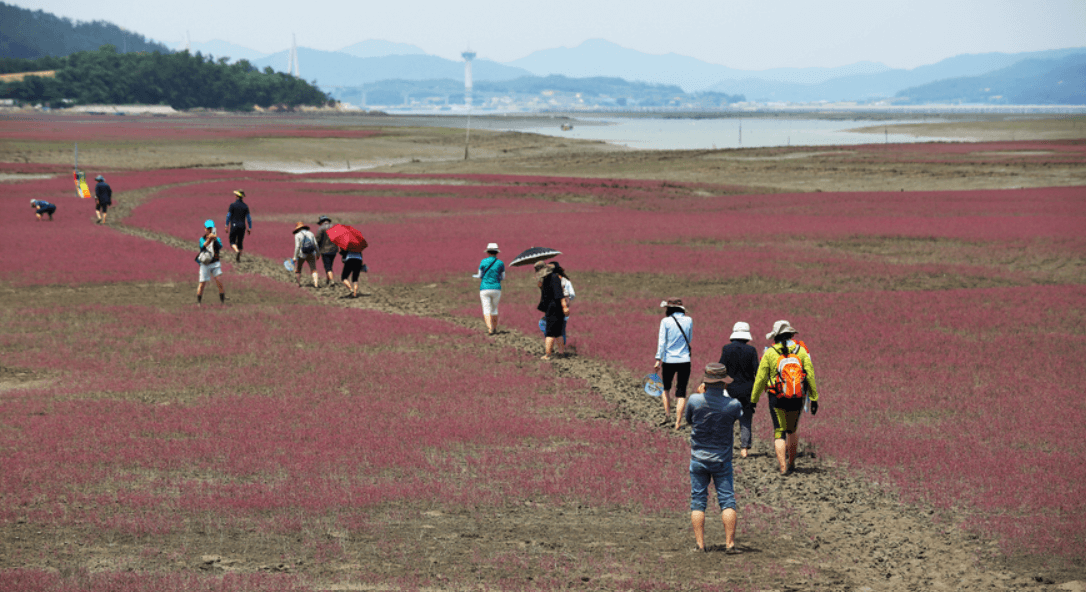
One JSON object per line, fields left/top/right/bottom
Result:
{"left": 287, "top": 34, "right": 299, "bottom": 77}
{"left": 461, "top": 49, "right": 476, "bottom": 108}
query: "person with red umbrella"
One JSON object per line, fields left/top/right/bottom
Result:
{"left": 326, "top": 223, "right": 368, "bottom": 298}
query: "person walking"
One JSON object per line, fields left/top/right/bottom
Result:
{"left": 535, "top": 260, "right": 568, "bottom": 360}
{"left": 196, "top": 219, "right": 225, "bottom": 304}
{"left": 655, "top": 298, "right": 693, "bottom": 430}
{"left": 315, "top": 216, "right": 338, "bottom": 287}
{"left": 93, "top": 175, "right": 111, "bottom": 224}
{"left": 719, "top": 322, "right": 759, "bottom": 458}
{"left": 224, "top": 190, "right": 252, "bottom": 262}
{"left": 292, "top": 222, "right": 320, "bottom": 288}
{"left": 685, "top": 362, "right": 743, "bottom": 554}
{"left": 29, "top": 199, "right": 56, "bottom": 221}
{"left": 551, "top": 262, "right": 575, "bottom": 356}
{"left": 750, "top": 320, "right": 819, "bottom": 476}
{"left": 339, "top": 248, "right": 366, "bottom": 298}
{"left": 477, "top": 243, "right": 506, "bottom": 335}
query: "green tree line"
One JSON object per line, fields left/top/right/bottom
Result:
{"left": 1, "top": 1, "right": 170, "bottom": 59}
{"left": 1, "top": 45, "right": 330, "bottom": 110}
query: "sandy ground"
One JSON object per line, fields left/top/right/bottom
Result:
{"left": 2, "top": 112, "right": 1085, "bottom": 193}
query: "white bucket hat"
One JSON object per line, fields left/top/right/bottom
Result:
{"left": 730, "top": 322, "right": 752, "bottom": 341}
{"left": 486, "top": 242, "right": 500, "bottom": 252}
{"left": 766, "top": 320, "right": 797, "bottom": 341}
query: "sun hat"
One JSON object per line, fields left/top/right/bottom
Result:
{"left": 29, "top": 199, "right": 36, "bottom": 205}
{"left": 318, "top": 215, "right": 331, "bottom": 224}
{"left": 233, "top": 190, "right": 245, "bottom": 199}
{"left": 292, "top": 222, "right": 310, "bottom": 233}
{"left": 730, "top": 322, "right": 753, "bottom": 341}
{"left": 660, "top": 298, "right": 685, "bottom": 311}
{"left": 204, "top": 219, "right": 215, "bottom": 229}
{"left": 702, "top": 362, "right": 734, "bottom": 386}
{"left": 486, "top": 242, "right": 500, "bottom": 252}
{"left": 766, "top": 320, "right": 797, "bottom": 341}
{"left": 534, "top": 260, "right": 552, "bottom": 278}
{"left": 95, "top": 175, "right": 104, "bottom": 181}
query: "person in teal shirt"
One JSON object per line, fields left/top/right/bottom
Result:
{"left": 477, "top": 242, "right": 506, "bottom": 335}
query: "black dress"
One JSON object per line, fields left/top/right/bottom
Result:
{"left": 537, "top": 273, "right": 565, "bottom": 338}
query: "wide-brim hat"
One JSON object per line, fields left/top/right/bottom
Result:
{"left": 486, "top": 242, "right": 500, "bottom": 252}
{"left": 534, "top": 260, "right": 552, "bottom": 278}
{"left": 95, "top": 175, "right": 104, "bottom": 181}
{"left": 702, "top": 362, "right": 734, "bottom": 385}
{"left": 660, "top": 298, "right": 685, "bottom": 311}
{"left": 766, "top": 320, "right": 797, "bottom": 341}
{"left": 318, "top": 215, "right": 331, "bottom": 224}
{"left": 292, "top": 222, "right": 310, "bottom": 233}
{"left": 233, "top": 190, "right": 245, "bottom": 199}
{"left": 730, "top": 322, "right": 752, "bottom": 341}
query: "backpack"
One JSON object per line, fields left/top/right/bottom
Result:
{"left": 300, "top": 233, "right": 317, "bottom": 255}
{"left": 196, "top": 239, "right": 216, "bottom": 264}
{"left": 769, "top": 343, "right": 807, "bottom": 399}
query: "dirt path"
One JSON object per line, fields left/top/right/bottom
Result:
{"left": 93, "top": 184, "right": 1070, "bottom": 591}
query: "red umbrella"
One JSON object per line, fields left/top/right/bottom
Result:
{"left": 327, "top": 224, "right": 368, "bottom": 252}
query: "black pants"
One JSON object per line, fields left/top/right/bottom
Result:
{"left": 341, "top": 259, "right": 362, "bottom": 282}
{"left": 229, "top": 226, "right": 246, "bottom": 249}
{"left": 662, "top": 362, "right": 691, "bottom": 398}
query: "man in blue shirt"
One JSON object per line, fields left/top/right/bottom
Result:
{"left": 30, "top": 199, "right": 56, "bottom": 221}
{"left": 684, "top": 362, "right": 744, "bottom": 553}
{"left": 94, "top": 175, "right": 111, "bottom": 224}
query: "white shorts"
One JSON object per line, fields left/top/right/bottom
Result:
{"left": 199, "top": 261, "right": 223, "bottom": 283}
{"left": 480, "top": 289, "right": 502, "bottom": 315}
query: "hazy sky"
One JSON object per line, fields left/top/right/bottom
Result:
{"left": 15, "top": 0, "right": 1086, "bottom": 70}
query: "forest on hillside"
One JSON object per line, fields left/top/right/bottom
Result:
{"left": 0, "top": 46, "right": 330, "bottom": 110}
{"left": 0, "top": 1, "right": 170, "bottom": 59}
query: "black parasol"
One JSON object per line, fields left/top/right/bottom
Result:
{"left": 509, "top": 247, "right": 562, "bottom": 267}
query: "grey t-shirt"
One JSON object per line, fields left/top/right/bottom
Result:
{"left": 685, "top": 386, "right": 743, "bottom": 463}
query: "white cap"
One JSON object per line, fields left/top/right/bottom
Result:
{"left": 730, "top": 322, "right": 752, "bottom": 341}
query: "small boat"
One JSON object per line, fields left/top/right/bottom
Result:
{"left": 560, "top": 123, "right": 573, "bottom": 131}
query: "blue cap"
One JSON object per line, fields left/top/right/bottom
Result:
{"left": 204, "top": 219, "right": 215, "bottom": 229}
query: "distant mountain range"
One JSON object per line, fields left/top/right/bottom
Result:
{"left": 4, "top": 2, "right": 1084, "bottom": 106}
{"left": 250, "top": 48, "right": 531, "bottom": 87}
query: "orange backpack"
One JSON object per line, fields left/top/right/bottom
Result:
{"left": 769, "top": 343, "right": 807, "bottom": 399}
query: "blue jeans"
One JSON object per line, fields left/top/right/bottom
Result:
{"left": 690, "top": 457, "right": 736, "bottom": 512}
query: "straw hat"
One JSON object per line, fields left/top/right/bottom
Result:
{"left": 660, "top": 298, "right": 685, "bottom": 311}
{"left": 534, "top": 260, "right": 552, "bottom": 278}
{"left": 233, "top": 190, "right": 245, "bottom": 199}
{"left": 730, "top": 322, "right": 752, "bottom": 341}
{"left": 766, "top": 320, "right": 797, "bottom": 341}
{"left": 292, "top": 222, "right": 310, "bottom": 233}
{"left": 702, "top": 363, "right": 734, "bottom": 385}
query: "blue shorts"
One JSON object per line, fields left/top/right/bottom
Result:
{"left": 690, "top": 458, "right": 736, "bottom": 513}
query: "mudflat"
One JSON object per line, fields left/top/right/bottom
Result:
{"left": 1, "top": 111, "right": 1084, "bottom": 592}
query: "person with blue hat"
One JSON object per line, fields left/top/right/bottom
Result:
{"left": 196, "top": 219, "right": 225, "bottom": 304}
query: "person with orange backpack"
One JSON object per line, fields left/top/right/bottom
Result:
{"left": 749, "top": 320, "right": 819, "bottom": 476}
